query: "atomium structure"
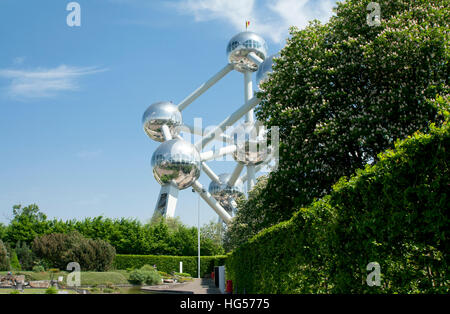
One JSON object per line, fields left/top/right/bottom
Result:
{"left": 142, "top": 31, "right": 277, "bottom": 225}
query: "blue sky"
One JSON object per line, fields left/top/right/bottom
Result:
{"left": 0, "top": 0, "right": 336, "bottom": 226}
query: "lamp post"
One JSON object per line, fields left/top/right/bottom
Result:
{"left": 193, "top": 188, "right": 201, "bottom": 279}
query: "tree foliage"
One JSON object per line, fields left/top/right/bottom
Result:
{"left": 0, "top": 240, "right": 10, "bottom": 271}
{"left": 254, "top": 0, "right": 449, "bottom": 226}
{"left": 227, "top": 119, "right": 449, "bottom": 293}
{"left": 1, "top": 204, "right": 224, "bottom": 263}
{"left": 32, "top": 232, "right": 116, "bottom": 271}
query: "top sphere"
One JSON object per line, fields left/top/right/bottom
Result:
{"left": 227, "top": 31, "right": 268, "bottom": 73}
{"left": 256, "top": 54, "right": 275, "bottom": 87}
{"left": 142, "top": 101, "right": 182, "bottom": 142}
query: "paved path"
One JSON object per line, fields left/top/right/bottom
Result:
{"left": 142, "top": 278, "right": 221, "bottom": 294}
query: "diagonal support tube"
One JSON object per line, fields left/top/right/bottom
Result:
{"left": 228, "top": 163, "right": 245, "bottom": 187}
{"left": 201, "top": 162, "right": 221, "bottom": 184}
{"left": 192, "top": 180, "right": 232, "bottom": 224}
{"left": 200, "top": 145, "right": 237, "bottom": 162}
{"left": 178, "top": 64, "right": 234, "bottom": 112}
{"left": 196, "top": 96, "right": 260, "bottom": 150}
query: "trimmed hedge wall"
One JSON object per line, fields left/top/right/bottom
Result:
{"left": 226, "top": 121, "right": 449, "bottom": 293}
{"left": 113, "top": 254, "right": 227, "bottom": 278}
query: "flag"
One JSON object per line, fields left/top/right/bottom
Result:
{"left": 246, "top": 21, "right": 250, "bottom": 30}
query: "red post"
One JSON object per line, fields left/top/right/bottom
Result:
{"left": 226, "top": 280, "right": 233, "bottom": 294}
{"left": 211, "top": 271, "right": 215, "bottom": 280}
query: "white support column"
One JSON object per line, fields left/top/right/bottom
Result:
{"left": 178, "top": 64, "right": 234, "bottom": 112}
{"left": 192, "top": 181, "right": 232, "bottom": 224}
{"left": 153, "top": 183, "right": 179, "bottom": 218}
{"left": 196, "top": 96, "right": 260, "bottom": 150}
{"left": 244, "top": 71, "right": 256, "bottom": 191}
{"left": 247, "top": 165, "right": 256, "bottom": 192}
{"left": 244, "top": 71, "right": 254, "bottom": 123}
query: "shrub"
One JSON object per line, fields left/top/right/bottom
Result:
{"left": 32, "top": 232, "right": 116, "bottom": 271}
{"left": 45, "top": 286, "right": 58, "bottom": 294}
{"left": 0, "top": 240, "right": 10, "bottom": 271}
{"left": 15, "top": 242, "right": 34, "bottom": 270}
{"left": 139, "top": 264, "right": 157, "bottom": 272}
{"left": 128, "top": 269, "right": 161, "bottom": 286}
{"left": 32, "top": 265, "right": 45, "bottom": 273}
{"left": 226, "top": 121, "right": 449, "bottom": 294}
{"left": 9, "top": 290, "right": 20, "bottom": 294}
{"left": 174, "top": 272, "right": 192, "bottom": 278}
{"left": 114, "top": 255, "right": 227, "bottom": 278}
{"left": 9, "top": 250, "right": 21, "bottom": 271}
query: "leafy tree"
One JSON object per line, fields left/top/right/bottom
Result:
{"left": 224, "top": 177, "right": 269, "bottom": 251}
{"left": 9, "top": 250, "right": 21, "bottom": 271}
{"left": 15, "top": 241, "right": 34, "bottom": 270}
{"left": 254, "top": 0, "right": 449, "bottom": 227}
{"left": 64, "top": 237, "right": 116, "bottom": 271}
{"left": 201, "top": 221, "right": 225, "bottom": 255}
{"left": 0, "top": 240, "right": 10, "bottom": 271}
{"left": 0, "top": 223, "right": 6, "bottom": 241}
{"left": 6, "top": 204, "right": 48, "bottom": 244}
{"left": 32, "top": 231, "right": 115, "bottom": 271}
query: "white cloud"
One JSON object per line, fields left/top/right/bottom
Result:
{"left": 0, "top": 65, "right": 107, "bottom": 99}
{"left": 176, "top": 0, "right": 337, "bottom": 43}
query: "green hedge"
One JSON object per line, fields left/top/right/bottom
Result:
{"left": 226, "top": 120, "right": 449, "bottom": 294}
{"left": 113, "top": 254, "right": 227, "bottom": 278}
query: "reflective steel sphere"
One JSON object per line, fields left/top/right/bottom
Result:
{"left": 227, "top": 31, "right": 268, "bottom": 73}
{"left": 209, "top": 173, "right": 244, "bottom": 199}
{"left": 232, "top": 122, "right": 269, "bottom": 165}
{"left": 209, "top": 173, "right": 244, "bottom": 214}
{"left": 142, "top": 102, "right": 182, "bottom": 142}
{"left": 256, "top": 54, "right": 275, "bottom": 87}
{"left": 151, "top": 139, "right": 201, "bottom": 190}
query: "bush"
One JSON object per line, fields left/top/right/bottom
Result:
{"left": 32, "top": 265, "right": 45, "bottom": 273}
{"left": 9, "top": 290, "right": 20, "bottom": 294}
{"left": 45, "top": 286, "right": 58, "bottom": 294}
{"left": 128, "top": 269, "right": 161, "bottom": 286}
{"left": 9, "top": 250, "right": 21, "bottom": 271}
{"left": 139, "top": 264, "right": 157, "bottom": 272}
{"left": 32, "top": 232, "right": 116, "bottom": 271}
{"left": 15, "top": 242, "right": 34, "bottom": 270}
{"left": 226, "top": 121, "right": 449, "bottom": 294}
{"left": 0, "top": 240, "right": 10, "bottom": 271}
{"left": 174, "top": 272, "right": 192, "bottom": 278}
{"left": 114, "top": 255, "right": 227, "bottom": 278}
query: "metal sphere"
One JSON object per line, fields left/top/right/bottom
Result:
{"left": 142, "top": 101, "right": 182, "bottom": 142}
{"left": 209, "top": 173, "right": 244, "bottom": 199}
{"left": 151, "top": 139, "right": 201, "bottom": 190}
{"left": 226, "top": 31, "right": 268, "bottom": 73}
{"left": 209, "top": 173, "right": 244, "bottom": 214}
{"left": 232, "top": 122, "right": 269, "bottom": 165}
{"left": 256, "top": 54, "right": 275, "bottom": 87}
